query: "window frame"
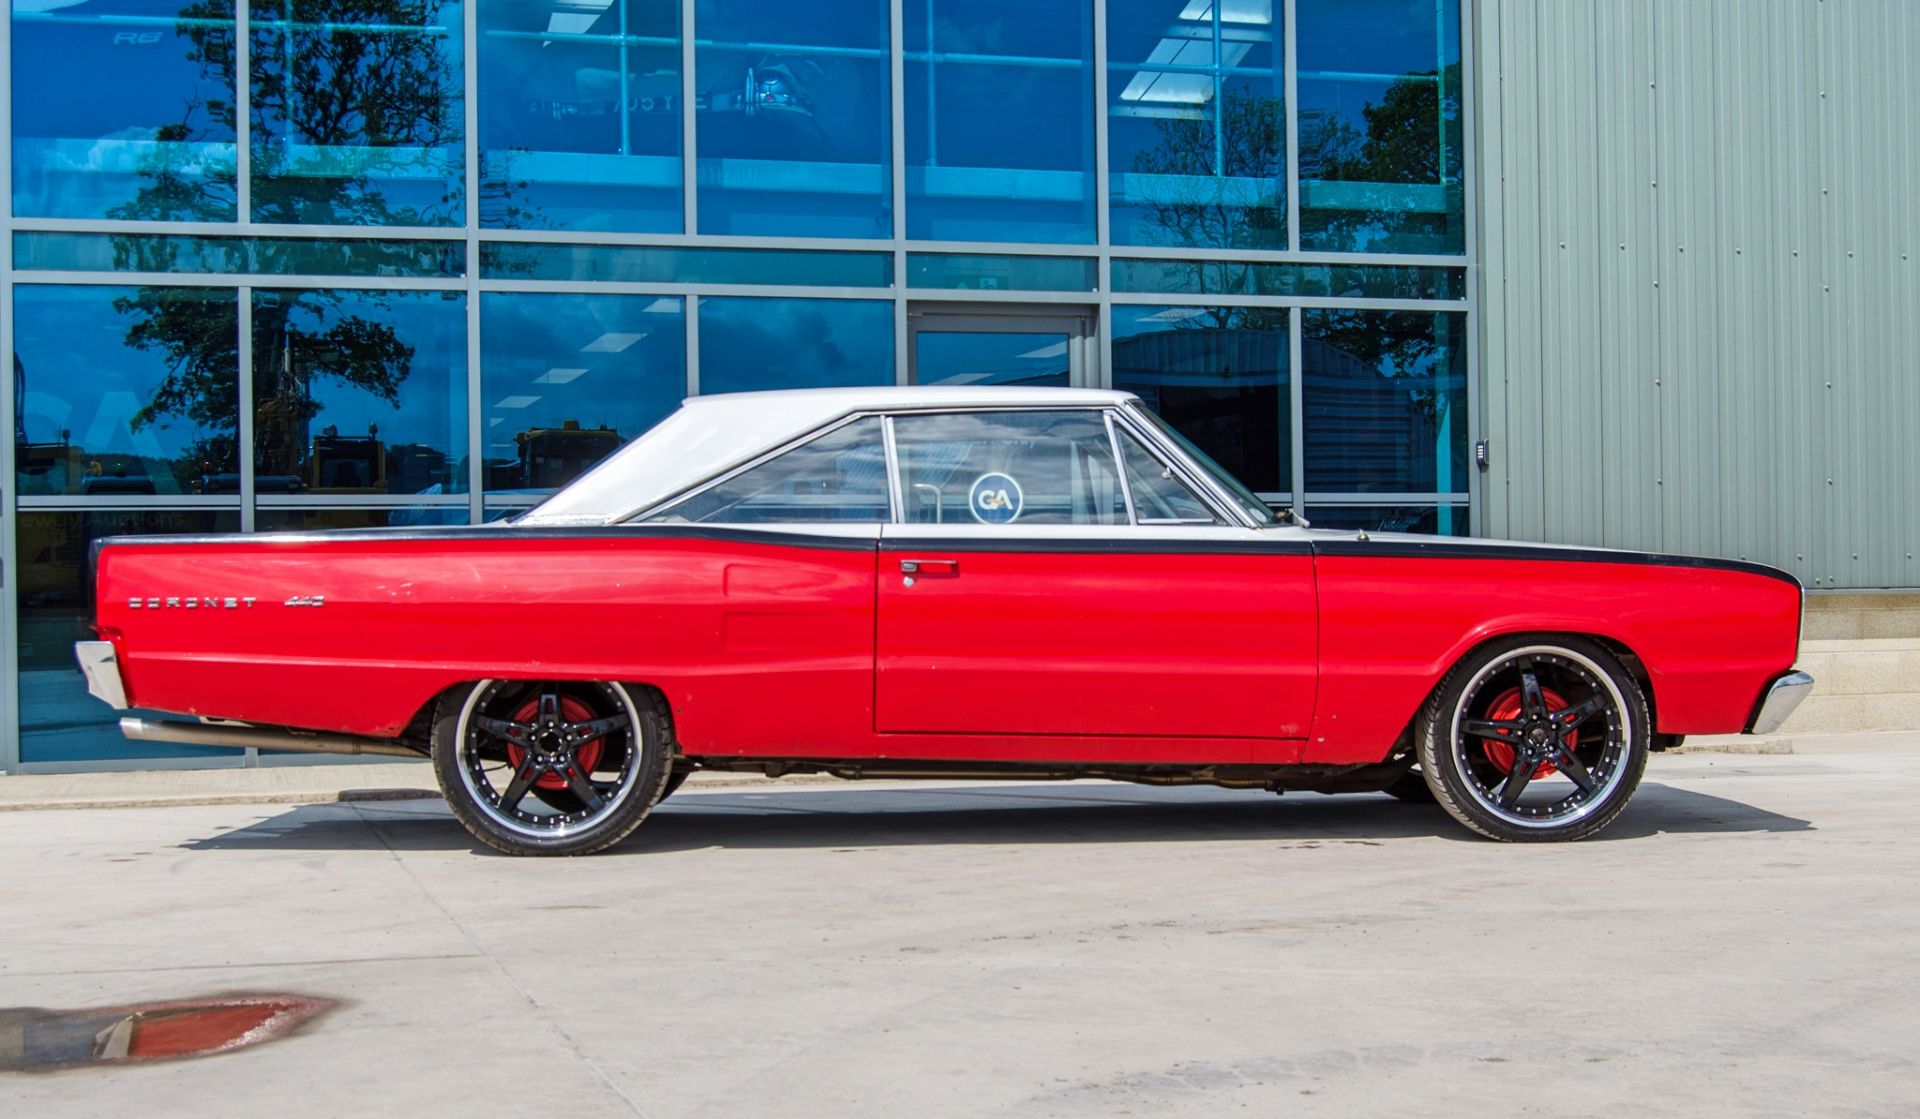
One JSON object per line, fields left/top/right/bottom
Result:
{"left": 623, "top": 403, "right": 1257, "bottom": 528}
{"left": 1109, "top": 418, "right": 1222, "bottom": 526}
{"left": 888, "top": 408, "right": 1131, "bottom": 528}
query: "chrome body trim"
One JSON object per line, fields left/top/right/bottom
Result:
{"left": 1103, "top": 410, "right": 1139, "bottom": 524}
{"left": 1748, "top": 670, "right": 1816, "bottom": 735}
{"left": 74, "top": 641, "right": 128, "bottom": 710}
{"left": 1108, "top": 405, "right": 1258, "bottom": 528}
{"left": 881, "top": 414, "right": 905, "bottom": 524}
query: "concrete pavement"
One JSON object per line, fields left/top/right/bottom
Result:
{"left": 3, "top": 730, "right": 1913, "bottom": 812}
{"left": 0, "top": 761, "right": 840, "bottom": 812}
{"left": 2, "top": 751, "right": 1918, "bottom": 1116}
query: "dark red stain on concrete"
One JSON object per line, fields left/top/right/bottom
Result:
{"left": 0, "top": 993, "right": 335, "bottom": 1071}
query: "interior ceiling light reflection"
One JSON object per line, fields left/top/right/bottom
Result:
{"left": 1119, "top": 0, "right": 1272, "bottom": 105}
{"left": 582, "top": 332, "right": 646, "bottom": 353}
{"left": 545, "top": 0, "right": 615, "bottom": 37}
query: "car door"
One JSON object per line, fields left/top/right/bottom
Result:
{"left": 875, "top": 408, "right": 1316, "bottom": 742}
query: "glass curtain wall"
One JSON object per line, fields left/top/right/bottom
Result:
{"left": 478, "top": 0, "right": 683, "bottom": 232}
{"left": 5, "top": 0, "right": 1467, "bottom": 770}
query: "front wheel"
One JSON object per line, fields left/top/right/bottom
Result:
{"left": 431, "top": 680, "right": 674, "bottom": 856}
{"left": 1416, "top": 637, "right": 1649, "bottom": 842}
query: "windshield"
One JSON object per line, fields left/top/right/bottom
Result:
{"left": 1127, "top": 404, "right": 1276, "bottom": 526}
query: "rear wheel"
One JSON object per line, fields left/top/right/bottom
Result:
{"left": 1416, "top": 637, "right": 1649, "bottom": 842}
{"left": 431, "top": 680, "right": 673, "bottom": 856}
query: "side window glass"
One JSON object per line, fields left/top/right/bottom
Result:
{"left": 642, "top": 417, "right": 890, "bottom": 523}
{"left": 892, "top": 411, "right": 1126, "bottom": 526}
{"left": 1119, "top": 429, "right": 1220, "bottom": 525}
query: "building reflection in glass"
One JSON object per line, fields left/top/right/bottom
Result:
{"left": 250, "top": 289, "right": 468, "bottom": 495}
{"left": 478, "top": 0, "right": 682, "bottom": 232}
{"left": 1302, "top": 308, "right": 1466, "bottom": 494}
{"left": 9, "top": 0, "right": 240, "bottom": 221}
{"left": 1113, "top": 304, "right": 1290, "bottom": 495}
{"left": 480, "top": 292, "right": 687, "bottom": 499}
{"left": 13, "top": 285, "right": 240, "bottom": 497}
{"left": 905, "top": 0, "right": 1097, "bottom": 243}
{"left": 697, "top": 0, "right": 892, "bottom": 238}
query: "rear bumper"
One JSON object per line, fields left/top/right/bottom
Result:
{"left": 74, "top": 641, "right": 129, "bottom": 710}
{"left": 1747, "top": 670, "right": 1815, "bottom": 734}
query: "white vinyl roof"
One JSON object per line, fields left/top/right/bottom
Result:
{"left": 517, "top": 386, "right": 1140, "bottom": 525}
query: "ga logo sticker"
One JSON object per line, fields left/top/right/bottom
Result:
{"left": 969, "top": 472, "right": 1024, "bottom": 524}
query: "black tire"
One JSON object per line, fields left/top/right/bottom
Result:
{"left": 1416, "top": 635, "right": 1650, "bottom": 842}
{"left": 1383, "top": 770, "right": 1436, "bottom": 804}
{"left": 660, "top": 766, "right": 692, "bottom": 800}
{"left": 431, "top": 679, "right": 675, "bottom": 856}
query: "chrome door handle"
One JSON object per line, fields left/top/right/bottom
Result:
{"left": 899, "top": 558, "right": 959, "bottom": 576}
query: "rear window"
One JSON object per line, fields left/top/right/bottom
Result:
{"left": 640, "top": 418, "right": 890, "bottom": 523}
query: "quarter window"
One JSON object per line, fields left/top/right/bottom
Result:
{"left": 1118, "top": 430, "right": 1219, "bottom": 524}
{"left": 891, "top": 411, "right": 1125, "bottom": 526}
{"left": 642, "top": 417, "right": 890, "bottom": 523}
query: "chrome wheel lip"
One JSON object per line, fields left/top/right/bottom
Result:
{"left": 454, "top": 679, "right": 646, "bottom": 841}
{"left": 1449, "top": 645, "right": 1633, "bottom": 830}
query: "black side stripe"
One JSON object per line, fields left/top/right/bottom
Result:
{"left": 878, "top": 537, "right": 1315, "bottom": 556}
{"left": 1311, "top": 539, "right": 1802, "bottom": 588}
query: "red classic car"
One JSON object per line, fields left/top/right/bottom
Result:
{"left": 76, "top": 387, "right": 1812, "bottom": 855}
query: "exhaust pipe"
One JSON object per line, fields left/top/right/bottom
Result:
{"left": 119, "top": 717, "right": 426, "bottom": 759}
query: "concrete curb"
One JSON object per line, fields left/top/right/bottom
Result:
{"left": 1672, "top": 730, "right": 1920, "bottom": 756}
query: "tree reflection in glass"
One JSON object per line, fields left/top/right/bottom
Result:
{"left": 249, "top": 0, "right": 466, "bottom": 226}
{"left": 12, "top": 287, "right": 239, "bottom": 498}
{"left": 250, "top": 290, "right": 467, "bottom": 496}
{"left": 1107, "top": 0, "right": 1284, "bottom": 250}
{"left": 92, "top": 2, "right": 476, "bottom": 500}
{"left": 1296, "top": 0, "right": 1463, "bottom": 254}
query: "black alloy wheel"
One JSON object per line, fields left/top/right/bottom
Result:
{"left": 1416, "top": 636, "right": 1649, "bottom": 842}
{"left": 431, "top": 679, "right": 674, "bottom": 856}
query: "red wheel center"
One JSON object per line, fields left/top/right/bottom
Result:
{"left": 506, "top": 694, "right": 606, "bottom": 791}
{"left": 1478, "top": 684, "right": 1575, "bottom": 779}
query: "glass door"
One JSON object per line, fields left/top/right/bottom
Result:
{"left": 907, "top": 306, "right": 1094, "bottom": 388}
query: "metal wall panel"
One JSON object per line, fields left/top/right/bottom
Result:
{"left": 1475, "top": 0, "right": 1920, "bottom": 590}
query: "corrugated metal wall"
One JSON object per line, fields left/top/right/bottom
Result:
{"left": 1474, "top": 0, "right": 1920, "bottom": 590}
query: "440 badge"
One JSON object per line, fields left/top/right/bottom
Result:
{"left": 969, "top": 472, "right": 1023, "bottom": 524}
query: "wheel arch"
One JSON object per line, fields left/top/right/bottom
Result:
{"left": 1384, "top": 627, "right": 1662, "bottom": 762}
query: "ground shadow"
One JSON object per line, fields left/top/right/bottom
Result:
{"left": 181, "top": 779, "right": 1813, "bottom": 856}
